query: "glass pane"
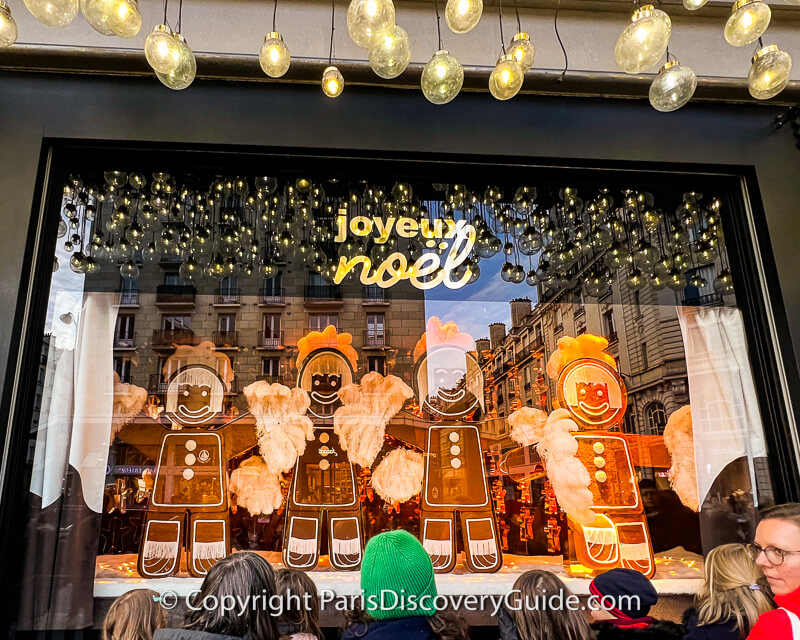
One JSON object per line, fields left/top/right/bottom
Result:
{"left": 16, "top": 163, "right": 779, "bottom": 629}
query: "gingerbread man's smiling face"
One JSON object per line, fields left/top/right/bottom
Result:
{"left": 165, "top": 365, "right": 225, "bottom": 427}
{"left": 558, "top": 359, "right": 626, "bottom": 429}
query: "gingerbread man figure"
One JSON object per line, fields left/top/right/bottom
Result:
{"left": 509, "top": 334, "right": 655, "bottom": 578}
{"left": 413, "top": 318, "right": 503, "bottom": 574}
{"left": 115, "top": 344, "right": 258, "bottom": 578}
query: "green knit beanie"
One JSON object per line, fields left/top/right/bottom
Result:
{"left": 361, "top": 530, "right": 438, "bottom": 620}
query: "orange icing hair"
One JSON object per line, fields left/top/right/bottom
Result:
{"left": 546, "top": 334, "right": 617, "bottom": 381}
{"left": 413, "top": 317, "right": 475, "bottom": 362}
{"left": 296, "top": 325, "right": 358, "bottom": 370}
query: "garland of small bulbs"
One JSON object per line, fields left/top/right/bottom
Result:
{"left": 0, "top": 0, "right": 793, "bottom": 106}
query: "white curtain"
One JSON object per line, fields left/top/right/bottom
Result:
{"left": 677, "top": 306, "right": 767, "bottom": 507}
{"left": 29, "top": 292, "right": 118, "bottom": 513}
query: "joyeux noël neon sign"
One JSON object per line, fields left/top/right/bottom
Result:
{"left": 332, "top": 214, "right": 476, "bottom": 290}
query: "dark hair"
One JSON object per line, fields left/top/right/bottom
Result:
{"left": 760, "top": 502, "right": 800, "bottom": 528}
{"left": 342, "top": 601, "right": 468, "bottom": 640}
{"left": 507, "top": 571, "right": 593, "bottom": 640}
{"left": 275, "top": 568, "right": 322, "bottom": 640}
{"left": 103, "top": 589, "right": 167, "bottom": 640}
{"left": 183, "top": 552, "right": 279, "bottom": 640}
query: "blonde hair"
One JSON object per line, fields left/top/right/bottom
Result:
{"left": 696, "top": 543, "right": 773, "bottom": 636}
{"left": 507, "top": 571, "right": 594, "bottom": 640}
{"left": 102, "top": 589, "right": 167, "bottom": 640}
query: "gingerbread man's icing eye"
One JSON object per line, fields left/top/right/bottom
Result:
{"left": 580, "top": 388, "right": 586, "bottom": 396}
{"left": 597, "top": 390, "right": 604, "bottom": 398}
{"left": 201, "top": 390, "right": 208, "bottom": 397}
{"left": 314, "top": 379, "right": 320, "bottom": 386}
{"left": 183, "top": 390, "right": 190, "bottom": 397}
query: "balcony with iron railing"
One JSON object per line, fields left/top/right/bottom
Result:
{"left": 263, "top": 375, "right": 293, "bottom": 384}
{"left": 681, "top": 292, "right": 724, "bottom": 307}
{"left": 118, "top": 289, "right": 139, "bottom": 307}
{"left": 607, "top": 330, "right": 619, "bottom": 344}
{"left": 114, "top": 335, "right": 135, "bottom": 349}
{"left": 151, "top": 328, "right": 195, "bottom": 349}
{"left": 213, "top": 288, "right": 241, "bottom": 306}
{"left": 304, "top": 284, "right": 343, "bottom": 305}
{"left": 363, "top": 329, "right": 389, "bottom": 349}
{"left": 258, "top": 288, "right": 286, "bottom": 306}
{"left": 362, "top": 285, "right": 390, "bottom": 305}
{"left": 257, "top": 331, "right": 285, "bottom": 350}
{"left": 148, "top": 373, "right": 169, "bottom": 394}
{"left": 554, "top": 323, "right": 564, "bottom": 334}
{"left": 212, "top": 330, "right": 239, "bottom": 349}
{"left": 155, "top": 284, "right": 196, "bottom": 308}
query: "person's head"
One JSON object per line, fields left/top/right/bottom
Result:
{"left": 506, "top": 570, "right": 593, "bottom": 640}
{"left": 754, "top": 503, "right": 800, "bottom": 595}
{"left": 588, "top": 569, "right": 657, "bottom": 624}
{"left": 183, "top": 552, "right": 279, "bottom": 640}
{"left": 103, "top": 589, "right": 167, "bottom": 640}
{"left": 696, "top": 543, "right": 772, "bottom": 637}
{"left": 638, "top": 480, "right": 659, "bottom": 510}
{"left": 275, "top": 568, "right": 322, "bottom": 640}
{"left": 360, "top": 530, "right": 437, "bottom": 621}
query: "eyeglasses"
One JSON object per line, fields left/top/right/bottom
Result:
{"left": 748, "top": 542, "right": 800, "bottom": 566}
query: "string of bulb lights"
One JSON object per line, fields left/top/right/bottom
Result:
{"left": 0, "top": 0, "right": 794, "bottom": 106}
{"left": 54, "top": 172, "right": 735, "bottom": 304}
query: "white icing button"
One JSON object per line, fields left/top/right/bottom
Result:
{"left": 319, "top": 432, "right": 330, "bottom": 444}
{"left": 185, "top": 453, "right": 196, "bottom": 466}
{"left": 451, "top": 457, "right": 462, "bottom": 469}
{"left": 595, "top": 470, "right": 607, "bottom": 483}
{"left": 449, "top": 431, "right": 460, "bottom": 443}
{"left": 185, "top": 439, "right": 197, "bottom": 452}
{"left": 450, "top": 445, "right": 461, "bottom": 456}
{"left": 183, "top": 468, "right": 195, "bottom": 480}
{"left": 592, "top": 441, "right": 605, "bottom": 454}
{"left": 319, "top": 459, "right": 330, "bottom": 471}
{"left": 594, "top": 456, "right": 605, "bottom": 468}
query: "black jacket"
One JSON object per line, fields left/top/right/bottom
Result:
{"left": 681, "top": 607, "right": 743, "bottom": 640}
{"left": 154, "top": 629, "right": 243, "bottom": 640}
{"left": 342, "top": 616, "right": 439, "bottom": 640}
{"left": 591, "top": 619, "right": 685, "bottom": 640}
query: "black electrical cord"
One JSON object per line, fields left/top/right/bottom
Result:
{"left": 514, "top": 0, "right": 521, "bottom": 33}
{"left": 554, "top": 0, "right": 568, "bottom": 82}
{"left": 328, "top": 0, "right": 335, "bottom": 65}
{"left": 434, "top": 0, "right": 443, "bottom": 50}
{"left": 499, "top": 0, "right": 506, "bottom": 54}
{"left": 272, "top": 0, "right": 277, "bottom": 32}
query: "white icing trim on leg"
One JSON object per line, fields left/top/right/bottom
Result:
{"left": 141, "top": 519, "right": 180, "bottom": 577}
{"left": 330, "top": 516, "right": 362, "bottom": 569}
{"left": 192, "top": 519, "right": 226, "bottom": 576}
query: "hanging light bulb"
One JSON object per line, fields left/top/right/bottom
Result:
{"left": 649, "top": 60, "right": 697, "bottom": 112}
{"left": 508, "top": 32, "right": 534, "bottom": 72}
{"left": 748, "top": 44, "right": 792, "bottom": 100}
{"left": 347, "top": 0, "right": 395, "bottom": 48}
{"left": 682, "top": 0, "right": 707, "bottom": 9}
{"left": 24, "top": 0, "right": 78, "bottom": 27}
{"left": 368, "top": 24, "right": 411, "bottom": 78}
{"left": 321, "top": 65, "right": 344, "bottom": 98}
{"left": 489, "top": 53, "right": 524, "bottom": 100}
{"left": 421, "top": 50, "right": 464, "bottom": 105}
{"left": 445, "top": 0, "right": 482, "bottom": 34}
{"left": 260, "top": 31, "right": 291, "bottom": 78}
{"left": 155, "top": 33, "right": 196, "bottom": 90}
{"left": 724, "top": 0, "right": 770, "bottom": 47}
{"left": 0, "top": 1, "right": 18, "bottom": 46}
{"left": 145, "top": 24, "right": 182, "bottom": 74}
{"left": 614, "top": 5, "right": 671, "bottom": 74}
{"left": 80, "top": 0, "right": 142, "bottom": 37}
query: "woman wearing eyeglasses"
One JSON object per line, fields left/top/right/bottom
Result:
{"left": 747, "top": 503, "right": 800, "bottom": 639}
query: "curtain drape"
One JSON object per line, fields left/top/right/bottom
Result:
{"left": 18, "top": 292, "right": 118, "bottom": 630}
{"left": 676, "top": 305, "right": 767, "bottom": 509}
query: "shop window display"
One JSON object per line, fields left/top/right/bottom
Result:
{"left": 14, "top": 158, "right": 780, "bottom": 629}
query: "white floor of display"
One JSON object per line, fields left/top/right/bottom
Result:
{"left": 94, "top": 548, "right": 704, "bottom": 598}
